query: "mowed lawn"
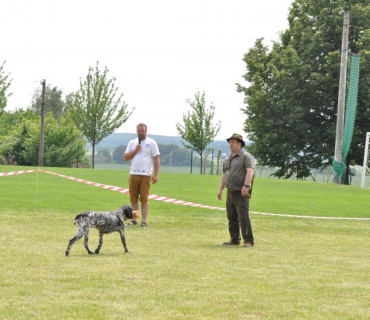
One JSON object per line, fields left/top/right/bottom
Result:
{"left": 1, "top": 165, "right": 370, "bottom": 319}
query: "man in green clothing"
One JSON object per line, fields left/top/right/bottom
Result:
{"left": 217, "top": 134, "right": 255, "bottom": 248}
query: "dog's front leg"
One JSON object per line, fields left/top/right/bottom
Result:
{"left": 119, "top": 229, "right": 128, "bottom": 253}
{"left": 84, "top": 229, "right": 94, "bottom": 254}
{"left": 65, "top": 229, "right": 84, "bottom": 256}
{"left": 95, "top": 231, "right": 104, "bottom": 254}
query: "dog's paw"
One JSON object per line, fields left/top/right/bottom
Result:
{"left": 95, "top": 249, "right": 100, "bottom": 254}
{"left": 65, "top": 251, "right": 69, "bottom": 257}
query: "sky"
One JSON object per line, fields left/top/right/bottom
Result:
{"left": 1, "top": 0, "right": 293, "bottom": 140}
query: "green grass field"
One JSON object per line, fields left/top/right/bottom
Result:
{"left": 1, "top": 165, "right": 370, "bottom": 319}
{"left": 95, "top": 163, "right": 370, "bottom": 188}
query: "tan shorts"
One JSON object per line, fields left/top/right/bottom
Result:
{"left": 129, "top": 174, "right": 151, "bottom": 203}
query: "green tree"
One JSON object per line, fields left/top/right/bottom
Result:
{"left": 237, "top": 0, "right": 370, "bottom": 182}
{"left": 216, "top": 149, "right": 222, "bottom": 175}
{"left": 176, "top": 91, "right": 221, "bottom": 174}
{"left": 112, "top": 145, "right": 126, "bottom": 164}
{"left": 30, "top": 84, "right": 65, "bottom": 122}
{"left": 95, "top": 147, "right": 112, "bottom": 163}
{"left": 64, "top": 93, "right": 75, "bottom": 117}
{"left": 70, "top": 62, "right": 133, "bottom": 168}
{"left": 22, "top": 113, "right": 87, "bottom": 167}
{"left": 0, "top": 109, "right": 38, "bottom": 165}
{"left": 157, "top": 144, "right": 179, "bottom": 165}
{"left": 209, "top": 148, "right": 214, "bottom": 175}
{"left": 159, "top": 144, "right": 195, "bottom": 166}
{"left": 170, "top": 148, "right": 193, "bottom": 166}
{"left": 0, "top": 61, "right": 12, "bottom": 114}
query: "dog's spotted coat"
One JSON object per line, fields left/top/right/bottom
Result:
{"left": 65, "top": 205, "right": 135, "bottom": 256}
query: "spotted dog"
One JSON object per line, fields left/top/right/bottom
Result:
{"left": 65, "top": 205, "right": 139, "bottom": 256}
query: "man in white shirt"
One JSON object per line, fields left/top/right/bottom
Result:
{"left": 124, "top": 123, "right": 160, "bottom": 227}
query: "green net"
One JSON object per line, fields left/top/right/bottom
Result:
{"left": 333, "top": 159, "right": 346, "bottom": 176}
{"left": 342, "top": 53, "right": 360, "bottom": 161}
{"left": 332, "top": 53, "right": 360, "bottom": 180}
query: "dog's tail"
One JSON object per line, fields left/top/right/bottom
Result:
{"left": 73, "top": 213, "right": 89, "bottom": 225}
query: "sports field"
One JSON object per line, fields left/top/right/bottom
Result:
{"left": 1, "top": 165, "right": 370, "bottom": 319}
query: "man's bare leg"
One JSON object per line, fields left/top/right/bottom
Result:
{"left": 141, "top": 202, "right": 149, "bottom": 223}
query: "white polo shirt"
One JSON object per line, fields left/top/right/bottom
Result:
{"left": 125, "top": 137, "right": 160, "bottom": 176}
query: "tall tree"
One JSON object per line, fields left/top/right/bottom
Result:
{"left": 0, "top": 109, "right": 86, "bottom": 167}
{"left": 22, "top": 113, "right": 86, "bottom": 167}
{"left": 216, "top": 149, "right": 222, "bottom": 175}
{"left": 30, "top": 84, "right": 65, "bottom": 122}
{"left": 112, "top": 145, "right": 126, "bottom": 164}
{"left": 176, "top": 91, "right": 221, "bottom": 174}
{"left": 237, "top": 0, "right": 370, "bottom": 182}
{"left": 0, "top": 60, "right": 12, "bottom": 114}
{"left": 70, "top": 62, "right": 133, "bottom": 168}
{"left": 63, "top": 93, "right": 75, "bottom": 117}
{"left": 95, "top": 147, "right": 112, "bottom": 163}
{"left": 0, "top": 109, "right": 37, "bottom": 165}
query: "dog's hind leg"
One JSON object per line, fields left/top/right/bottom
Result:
{"left": 118, "top": 229, "right": 129, "bottom": 253}
{"left": 95, "top": 231, "right": 104, "bottom": 254}
{"left": 83, "top": 229, "right": 94, "bottom": 254}
{"left": 65, "top": 229, "right": 85, "bottom": 256}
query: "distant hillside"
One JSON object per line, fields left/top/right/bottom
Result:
{"left": 88, "top": 132, "right": 232, "bottom": 154}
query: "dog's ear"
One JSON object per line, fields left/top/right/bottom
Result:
{"left": 122, "top": 206, "right": 131, "bottom": 215}
{"left": 132, "top": 210, "right": 140, "bottom": 219}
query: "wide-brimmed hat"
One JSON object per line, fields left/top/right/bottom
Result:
{"left": 226, "top": 134, "right": 245, "bottom": 147}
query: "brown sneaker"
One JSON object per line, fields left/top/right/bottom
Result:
{"left": 243, "top": 242, "right": 253, "bottom": 248}
{"left": 223, "top": 241, "right": 240, "bottom": 245}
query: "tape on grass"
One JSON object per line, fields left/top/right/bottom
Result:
{"left": 0, "top": 170, "right": 35, "bottom": 177}
{"left": 39, "top": 170, "right": 226, "bottom": 211}
{"left": 1, "top": 169, "right": 370, "bottom": 220}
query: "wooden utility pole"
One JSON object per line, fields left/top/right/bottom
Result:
{"left": 334, "top": 12, "right": 350, "bottom": 166}
{"left": 38, "top": 79, "right": 46, "bottom": 166}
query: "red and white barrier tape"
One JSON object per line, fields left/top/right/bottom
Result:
{"left": 1, "top": 169, "right": 370, "bottom": 220}
{"left": 0, "top": 170, "right": 35, "bottom": 177}
{"left": 39, "top": 170, "right": 225, "bottom": 211}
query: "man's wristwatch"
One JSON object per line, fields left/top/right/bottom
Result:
{"left": 244, "top": 184, "right": 250, "bottom": 188}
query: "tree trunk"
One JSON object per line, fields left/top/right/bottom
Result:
{"left": 203, "top": 152, "right": 207, "bottom": 174}
{"left": 200, "top": 151, "right": 203, "bottom": 174}
{"left": 92, "top": 142, "right": 95, "bottom": 169}
{"left": 190, "top": 150, "right": 193, "bottom": 174}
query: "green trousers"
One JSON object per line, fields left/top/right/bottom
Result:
{"left": 226, "top": 189, "right": 254, "bottom": 244}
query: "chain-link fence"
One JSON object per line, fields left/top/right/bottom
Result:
{"left": 255, "top": 165, "right": 370, "bottom": 188}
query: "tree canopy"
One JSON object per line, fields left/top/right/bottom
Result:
{"left": 237, "top": 0, "right": 370, "bottom": 181}
{"left": 176, "top": 91, "right": 221, "bottom": 174}
{"left": 0, "top": 109, "right": 37, "bottom": 165}
{"left": 30, "top": 84, "right": 66, "bottom": 122}
{"left": 0, "top": 60, "right": 12, "bottom": 114}
{"left": 22, "top": 113, "right": 86, "bottom": 167}
{"left": 0, "top": 109, "right": 86, "bottom": 167}
{"left": 69, "top": 62, "right": 133, "bottom": 168}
